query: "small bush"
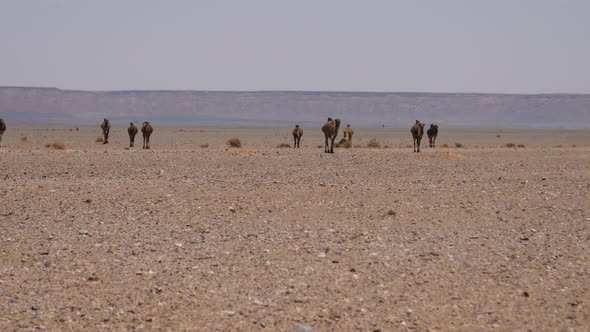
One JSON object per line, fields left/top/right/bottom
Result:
{"left": 20, "top": 136, "right": 28, "bottom": 142}
{"left": 227, "top": 138, "right": 241, "bottom": 148}
{"left": 386, "top": 209, "right": 396, "bottom": 216}
{"left": 441, "top": 143, "right": 449, "bottom": 148}
{"left": 75, "top": 128, "right": 79, "bottom": 131}
{"left": 277, "top": 143, "right": 291, "bottom": 148}
{"left": 47, "top": 142, "right": 67, "bottom": 150}
{"left": 367, "top": 138, "right": 381, "bottom": 148}
{"left": 96, "top": 136, "right": 104, "bottom": 143}
{"left": 200, "top": 143, "right": 209, "bottom": 148}
{"left": 517, "top": 144, "right": 526, "bottom": 148}
{"left": 504, "top": 143, "right": 516, "bottom": 148}
{"left": 572, "top": 144, "right": 577, "bottom": 148}
{"left": 455, "top": 142, "right": 464, "bottom": 148}
{"left": 496, "top": 134, "right": 501, "bottom": 138}
{"left": 335, "top": 140, "right": 351, "bottom": 149}
{"left": 554, "top": 144, "right": 563, "bottom": 148}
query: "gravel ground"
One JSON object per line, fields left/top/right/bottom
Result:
{"left": 0, "top": 125, "right": 589, "bottom": 331}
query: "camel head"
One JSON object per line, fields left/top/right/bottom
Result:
{"left": 335, "top": 119, "right": 341, "bottom": 131}
{"left": 130, "top": 122, "right": 134, "bottom": 126}
{"left": 0, "top": 118, "right": 4, "bottom": 125}
{"left": 295, "top": 124, "right": 299, "bottom": 128}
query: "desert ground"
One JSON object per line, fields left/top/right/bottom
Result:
{"left": 0, "top": 124, "right": 589, "bottom": 331}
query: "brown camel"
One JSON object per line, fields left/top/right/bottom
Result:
{"left": 100, "top": 118, "right": 110, "bottom": 144}
{"left": 410, "top": 120, "right": 425, "bottom": 152}
{"left": 321, "top": 118, "right": 341, "bottom": 153}
{"left": 141, "top": 122, "right": 153, "bottom": 149}
{"left": 128, "top": 122, "right": 139, "bottom": 147}
{"left": 427, "top": 124, "right": 439, "bottom": 148}
{"left": 292, "top": 125, "right": 303, "bottom": 148}
{"left": 0, "top": 118, "right": 6, "bottom": 147}
{"left": 343, "top": 124, "right": 354, "bottom": 146}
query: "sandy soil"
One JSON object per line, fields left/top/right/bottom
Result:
{"left": 1, "top": 125, "right": 589, "bottom": 331}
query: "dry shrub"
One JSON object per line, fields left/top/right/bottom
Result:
{"left": 20, "top": 136, "right": 28, "bottom": 142}
{"left": 441, "top": 143, "right": 449, "bottom": 148}
{"left": 554, "top": 144, "right": 563, "bottom": 148}
{"left": 455, "top": 142, "right": 464, "bottom": 148}
{"left": 47, "top": 142, "right": 67, "bottom": 150}
{"left": 517, "top": 144, "right": 526, "bottom": 148}
{"left": 496, "top": 134, "right": 501, "bottom": 138}
{"left": 572, "top": 144, "right": 577, "bottom": 148}
{"left": 227, "top": 138, "right": 241, "bottom": 148}
{"left": 367, "top": 138, "right": 381, "bottom": 148}
{"left": 200, "top": 143, "right": 209, "bottom": 148}
{"left": 277, "top": 143, "right": 291, "bottom": 148}
{"left": 335, "top": 140, "right": 351, "bottom": 149}
{"left": 504, "top": 143, "right": 516, "bottom": 148}
{"left": 96, "top": 136, "right": 104, "bottom": 143}
{"left": 75, "top": 127, "right": 79, "bottom": 131}
{"left": 386, "top": 209, "right": 396, "bottom": 216}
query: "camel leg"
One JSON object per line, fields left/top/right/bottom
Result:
{"left": 142, "top": 136, "right": 146, "bottom": 149}
{"left": 433, "top": 137, "right": 436, "bottom": 148}
{"left": 146, "top": 136, "right": 150, "bottom": 149}
{"left": 417, "top": 138, "right": 421, "bottom": 152}
{"left": 325, "top": 136, "right": 329, "bottom": 153}
{"left": 103, "top": 132, "right": 109, "bottom": 144}
{"left": 330, "top": 136, "right": 336, "bottom": 153}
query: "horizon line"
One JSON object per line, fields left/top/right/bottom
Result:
{"left": 1, "top": 85, "right": 589, "bottom": 96}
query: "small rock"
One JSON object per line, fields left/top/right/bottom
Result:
{"left": 79, "top": 230, "right": 89, "bottom": 235}
{"left": 294, "top": 324, "right": 313, "bottom": 332}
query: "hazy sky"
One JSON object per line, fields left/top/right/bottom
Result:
{"left": 1, "top": 0, "right": 589, "bottom": 93}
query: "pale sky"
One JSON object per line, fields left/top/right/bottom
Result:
{"left": 1, "top": 0, "right": 589, "bottom": 93}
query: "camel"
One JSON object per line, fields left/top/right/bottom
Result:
{"left": 292, "top": 125, "right": 303, "bottom": 148}
{"left": 141, "top": 122, "right": 153, "bottom": 149}
{"left": 128, "top": 122, "right": 139, "bottom": 147}
{"left": 343, "top": 124, "right": 354, "bottom": 146}
{"left": 321, "top": 118, "right": 341, "bottom": 153}
{"left": 427, "top": 124, "right": 439, "bottom": 148}
{"left": 100, "top": 118, "right": 111, "bottom": 144}
{"left": 410, "top": 120, "right": 425, "bottom": 152}
{"left": 0, "top": 118, "right": 6, "bottom": 147}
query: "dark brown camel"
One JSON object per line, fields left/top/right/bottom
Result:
{"left": 410, "top": 120, "right": 425, "bottom": 152}
{"left": 321, "top": 118, "right": 341, "bottom": 153}
{"left": 100, "top": 118, "right": 111, "bottom": 144}
{"left": 141, "top": 122, "right": 153, "bottom": 149}
{"left": 427, "top": 124, "right": 439, "bottom": 148}
{"left": 343, "top": 124, "right": 354, "bottom": 146}
{"left": 292, "top": 125, "right": 303, "bottom": 148}
{"left": 128, "top": 122, "right": 138, "bottom": 147}
{"left": 0, "top": 118, "right": 6, "bottom": 147}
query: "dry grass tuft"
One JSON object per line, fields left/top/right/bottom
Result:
{"left": 367, "top": 138, "right": 381, "bottom": 148}
{"left": 200, "top": 143, "right": 209, "bottom": 148}
{"left": 386, "top": 209, "right": 396, "bottom": 216}
{"left": 441, "top": 143, "right": 449, "bottom": 148}
{"left": 517, "top": 144, "right": 526, "bottom": 148}
{"left": 335, "top": 140, "right": 351, "bottom": 148}
{"left": 496, "top": 134, "right": 501, "bottom": 138}
{"left": 504, "top": 143, "right": 516, "bottom": 148}
{"left": 277, "top": 143, "right": 291, "bottom": 148}
{"left": 455, "top": 142, "right": 464, "bottom": 148}
{"left": 226, "top": 138, "right": 241, "bottom": 148}
{"left": 96, "top": 136, "right": 104, "bottom": 143}
{"left": 47, "top": 142, "right": 67, "bottom": 150}
{"left": 572, "top": 144, "right": 577, "bottom": 148}
{"left": 20, "top": 136, "right": 28, "bottom": 142}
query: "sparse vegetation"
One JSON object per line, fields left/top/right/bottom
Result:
{"left": 335, "top": 140, "right": 351, "bottom": 148}
{"left": 572, "top": 144, "right": 577, "bottom": 148}
{"left": 455, "top": 142, "right": 464, "bottom": 148}
{"left": 517, "top": 144, "right": 526, "bottom": 148}
{"left": 441, "top": 143, "right": 449, "bottom": 148}
{"left": 496, "top": 134, "right": 501, "bottom": 138}
{"left": 75, "top": 127, "right": 79, "bottom": 131}
{"left": 226, "top": 138, "right": 241, "bottom": 148}
{"left": 504, "top": 143, "right": 516, "bottom": 148}
{"left": 200, "top": 143, "right": 209, "bottom": 148}
{"left": 277, "top": 143, "right": 291, "bottom": 148}
{"left": 367, "top": 138, "right": 381, "bottom": 148}
{"left": 386, "top": 209, "right": 396, "bottom": 216}
{"left": 96, "top": 136, "right": 104, "bottom": 143}
{"left": 46, "top": 142, "right": 67, "bottom": 150}
{"left": 20, "top": 136, "right": 28, "bottom": 142}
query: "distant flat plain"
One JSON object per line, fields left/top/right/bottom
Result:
{"left": 0, "top": 125, "right": 588, "bottom": 330}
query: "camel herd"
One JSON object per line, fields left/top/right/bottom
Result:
{"left": 100, "top": 119, "right": 153, "bottom": 149}
{"left": 0, "top": 117, "right": 438, "bottom": 152}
